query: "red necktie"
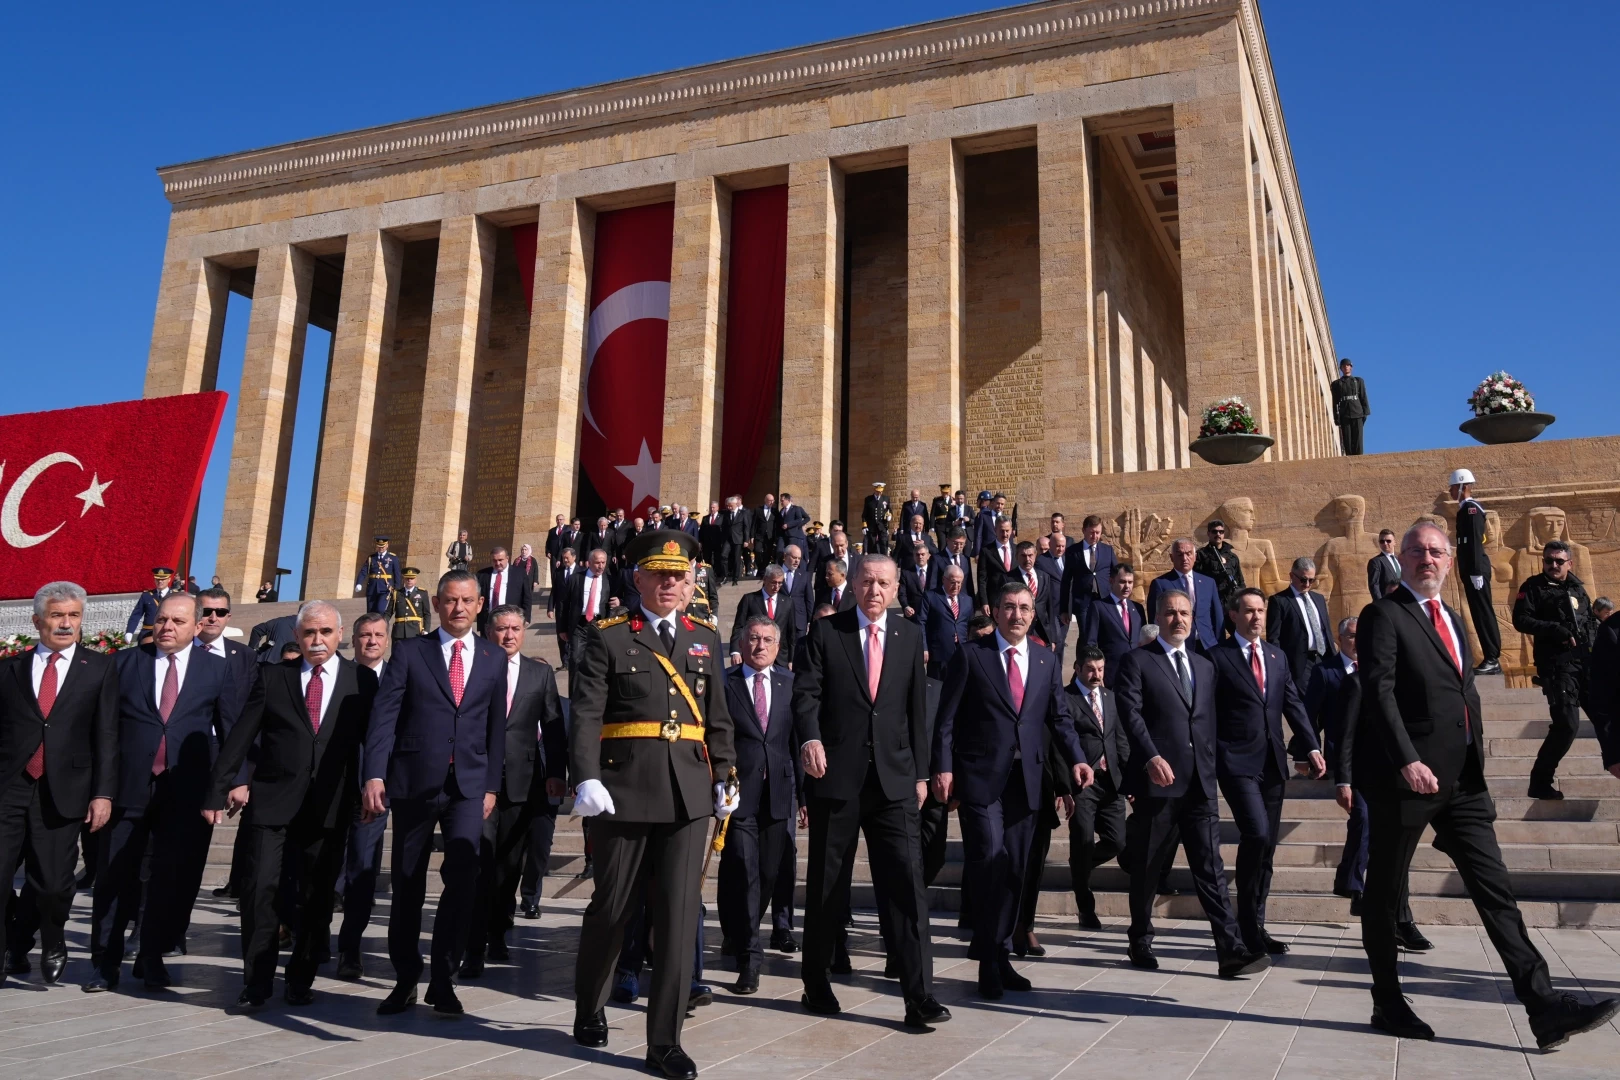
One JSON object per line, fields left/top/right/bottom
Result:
{"left": 753, "top": 670, "right": 769, "bottom": 733}
{"left": 449, "top": 640, "right": 466, "bottom": 706}
{"left": 305, "top": 664, "right": 324, "bottom": 733}
{"left": 154, "top": 653, "right": 178, "bottom": 775}
{"left": 1006, "top": 647, "right": 1024, "bottom": 712}
{"left": 766, "top": 594, "right": 775, "bottom": 620}
{"left": 27, "top": 652, "right": 59, "bottom": 779}
{"left": 949, "top": 595, "right": 958, "bottom": 619}
{"left": 1428, "top": 599, "right": 1461, "bottom": 673}
{"left": 1250, "top": 642, "right": 1266, "bottom": 697}
{"left": 1026, "top": 570, "right": 1037, "bottom": 596}
{"left": 493, "top": 570, "right": 504, "bottom": 605}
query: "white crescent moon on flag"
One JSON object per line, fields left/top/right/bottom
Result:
{"left": 582, "top": 280, "right": 670, "bottom": 439}
{"left": 0, "top": 452, "right": 82, "bottom": 549}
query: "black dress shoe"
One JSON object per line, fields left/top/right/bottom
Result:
{"left": 1530, "top": 992, "right": 1620, "bottom": 1051}
{"left": 801, "top": 985, "right": 842, "bottom": 1015}
{"left": 1371, "top": 998, "right": 1435, "bottom": 1040}
{"left": 1349, "top": 893, "right": 1363, "bottom": 917}
{"left": 1473, "top": 659, "right": 1502, "bottom": 676}
{"left": 904, "top": 996, "right": 952, "bottom": 1029}
{"left": 166, "top": 938, "right": 187, "bottom": 957}
{"left": 332, "top": 892, "right": 344, "bottom": 913}
{"left": 236, "top": 987, "right": 268, "bottom": 1008}
{"left": 1218, "top": 952, "right": 1271, "bottom": 979}
{"left": 459, "top": 954, "right": 485, "bottom": 979}
{"left": 142, "top": 956, "right": 172, "bottom": 990}
{"left": 719, "top": 937, "right": 737, "bottom": 958}
{"left": 82, "top": 973, "right": 117, "bottom": 993}
{"left": 285, "top": 986, "right": 315, "bottom": 1006}
{"left": 335, "top": 954, "right": 363, "bottom": 981}
{"left": 733, "top": 967, "right": 759, "bottom": 995}
{"left": 1261, "top": 934, "right": 1290, "bottom": 955}
{"left": 997, "top": 956, "right": 1032, "bottom": 992}
{"left": 574, "top": 1007, "right": 609, "bottom": 1047}
{"left": 977, "top": 959, "right": 1004, "bottom": 999}
{"left": 1077, "top": 912, "right": 1103, "bottom": 931}
{"left": 425, "top": 982, "right": 464, "bottom": 1015}
{"left": 131, "top": 956, "right": 145, "bottom": 979}
{"left": 487, "top": 940, "right": 510, "bottom": 963}
{"left": 1127, "top": 943, "right": 1158, "bottom": 970}
{"left": 644, "top": 1044, "right": 698, "bottom": 1080}
{"left": 212, "top": 885, "right": 238, "bottom": 898}
{"left": 520, "top": 901, "right": 540, "bottom": 919}
{"left": 76, "top": 873, "right": 95, "bottom": 892}
{"left": 5, "top": 951, "right": 29, "bottom": 975}
{"left": 770, "top": 929, "right": 799, "bottom": 953}
{"left": 1394, "top": 922, "right": 1434, "bottom": 952}
{"left": 1527, "top": 780, "right": 1565, "bottom": 801}
{"left": 882, "top": 958, "right": 899, "bottom": 979}
{"left": 1023, "top": 940, "right": 1047, "bottom": 958}
{"left": 41, "top": 946, "right": 67, "bottom": 984}
{"left": 377, "top": 983, "right": 418, "bottom": 1015}
{"left": 688, "top": 983, "right": 713, "bottom": 1009}
{"left": 828, "top": 947, "right": 853, "bottom": 976}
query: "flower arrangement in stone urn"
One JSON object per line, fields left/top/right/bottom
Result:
{"left": 1189, "top": 396, "right": 1274, "bottom": 465}
{"left": 1460, "top": 370, "right": 1556, "bottom": 445}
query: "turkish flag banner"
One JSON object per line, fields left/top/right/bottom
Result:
{"left": 0, "top": 392, "right": 227, "bottom": 600}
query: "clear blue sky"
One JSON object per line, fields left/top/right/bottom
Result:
{"left": 3, "top": 2, "right": 1615, "bottom": 598}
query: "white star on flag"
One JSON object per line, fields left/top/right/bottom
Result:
{"left": 75, "top": 473, "right": 111, "bottom": 517}
{"left": 615, "top": 440, "right": 661, "bottom": 510}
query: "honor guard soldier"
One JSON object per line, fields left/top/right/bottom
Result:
{"left": 570, "top": 530, "right": 738, "bottom": 1080}
{"left": 930, "top": 484, "right": 953, "bottom": 547}
{"left": 392, "top": 568, "right": 432, "bottom": 640}
{"left": 355, "top": 536, "right": 403, "bottom": 615}
{"left": 1330, "top": 358, "right": 1371, "bottom": 455}
{"left": 690, "top": 558, "right": 721, "bottom": 624}
{"left": 1449, "top": 469, "right": 1502, "bottom": 674}
{"left": 862, "top": 481, "right": 892, "bottom": 556}
{"left": 125, "top": 567, "right": 178, "bottom": 642}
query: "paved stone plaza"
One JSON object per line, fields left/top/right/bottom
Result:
{"left": 6, "top": 894, "right": 1618, "bottom": 1079}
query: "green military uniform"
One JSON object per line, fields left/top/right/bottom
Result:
{"left": 571, "top": 531, "right": 736, "bottom": 1058}
{"left": 392, "top": 576, "right": 432, "bottom": 640}
{"left": 1513, "top": 567, "right": 1595, "bottom": 793}
{"left": 690, "top": 562, "right": 720, "bottom": 624}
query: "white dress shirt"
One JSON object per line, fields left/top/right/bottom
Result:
{"left": 1158, "top": 636, "right": 1194, "bottom": 690}
{"left": 437, "top": 626, "right": 477, "bottom": 680}
{"left": 32, "top": 643, "right": 76, "bottom": 696}
{"left": 506, "top": 652, "right": 523, "bottom": 706}
{"left": 199, "top": 635, "right": 228, "bottom": 659}
{"left": 742, "top": 664, "right": 773, "bottom": 716}
{"left": 154, "top": 644, "right": 193, "bottom": 709}
{"left": 1291, "top": 586, "right": 1323, "bottom": 653}
{"left": 1400, "top": 585, "right": 1464, "bottom": 662}
{"left": 640, "top": 605, "right": 679, "bottom": 644}
{"left": 299, "top": 654, "right": 342, "bottom": 724}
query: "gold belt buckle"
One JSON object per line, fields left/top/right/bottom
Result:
{"left": 660, "top": 719, "right": 682, "bottom": 741}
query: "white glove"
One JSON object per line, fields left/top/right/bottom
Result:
{"left": 572, "top": 778, "right": 615, "bottom": 817}
{"left": 355, "top": 583, "right": 363, "bottom": 593}
{"left": 714, "top": 782, "right": 739, "bottom": 820}
{"left": 1470, "top": 575, "right": 1484, "bottom": 591}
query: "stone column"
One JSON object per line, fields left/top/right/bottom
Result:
{"left": 144, "top": 243, "right": 230, "bottom": 397}
{"left": 906, "top": 138, "right": 963, "bottom": 494}
{"left": 1176, "top": 90, "right": 1269, "bottom": 462}
{"left": 305, "top": 229, "right": 403, "bottom": 599}
{"left": 214, "top": 243, "right": 314, "bottom": 600}
{"left": 408, "top": 215, "right": 495, "bottom": 572}
{"left": 1037, "top": 118, "right": 1098, "bottom": 499}
{"left": 661, "top": 176, "right": 729, "bottom": 510}
{"left": 779, "top": 158, "right": 843, "bottom": 525}
{"left": 515, "top": 199, "right": 593, "bottom": 543}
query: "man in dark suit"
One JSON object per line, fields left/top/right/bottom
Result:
{"left": 555, "top": 549, "right": 614, "bottom": 672}
{"left": 900, "top": 490, "right": 927, "bottom": 540}
{"left": 932, "top": 581, "right": 1091, "bottom": 998}
{"left": 699, "top": 502, "right": 726, "bottom": 570}
{"left": 0, "top": 582, "right": 117, "bottom": 986}
{"left": 754, "top": 494, "right": 780, "bottom": 566}
{"left": 88, "top": 593, "right": 238, "bottom": 992}
{"left": 1063, "top": 646, "right": 1129, "bottom": 929}
{"left": 194, "top": 587, "right": 261, "bottom": 906}
{"left": 1267, "top": 557, "right": 1337, "bottom": 685}
{"left": 1212, "top": 588, "right": 1324, "bottom": 956}
{"left": 361, "top": 570, "right": 506, "bottom": 1017}
{"left": 977, "top": 519, "right": 1016, "bottom": 615}
{"left": 1115, "top": 588, "right": 1268, "bottom": 978}
{"left": 335, "top": 613, "right": 391, "bottom": 979}
{"left": 919, "top": 565, "right": 973, "bottom": 679}
{"left": 1010, "top": 542, "right": 1061, "bottom": 651}
{"left": 930, "top": 530, "right": 975, "bottom": 604}
{"left": 462, "top": 606, "right": 565, "bottom": 975}
{"left": 477, "top": 547, "right": 534, "bottom": 631}
{"left": 814, "top": 558, "right": 855, "bottom": 613}
{"left": 547, "top": 548, "right": 578, "bottom": 616}
{"left": 971, "top": 492, "right": 1005, "bottom": 558}
{"left": 718, "top": 617, "right": 798, "bottom": 994}
{"left": 894, "top": 513, "right": 936, "bottom": 570}
{"left": 586, "top": 516, "right": 617, "bottom": 569}
{"left": 546, "top": 516, "right": 580, "bottom": 591}
{"left": 1062, "top": 515, "right": 1116, "bottom": 619}
{"left": 206, "top": 600, "right": 375, "bottom": 1007}
{"left": 794, "top": 555, "right": 949, "bottom": 1029}
{"left": 1081, "top": 564, "right": 1145, "bottom": 687}
{"left": 779, "top": 545, "right": 815, "bottom": 641}
{"left": 731, "top": 566, "right": 797, "bottom": 662}
{"left": 724, "top": 497, "right": 753, "bottom": 584}
{"left": 1035, "top": 534, "right": 1070, "bottom": 654}
{"left": 1366, "top": 528, "right": 1402, "bottom": 598}
{"left": 1330, "top": 357, "right": 1370, "bottom": 456}
{"left": 1148, "top": 539, "right": 1223, "bottom": 653}
{"left": 778, "top": 493, "right": 810, "bottom": 557}
{"left": 898, "top": 543, "right": 935, "bottom": 623}
{"left": 1354, "top": 521, "right": 1617, "bottom": 1046}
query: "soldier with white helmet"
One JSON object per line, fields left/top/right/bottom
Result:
{"left": 1448, "top": 469, "right": 1502, "bottom": 675}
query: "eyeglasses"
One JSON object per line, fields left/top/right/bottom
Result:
{"left": 1543, "top": 557, "right": 1569, "bottom": 566}
{"left": 200, "top": 607, "right": 230, "bottom": 618}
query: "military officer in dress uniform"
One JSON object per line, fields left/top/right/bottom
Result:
{"left": 1449, "top": 468, "right": 1502, "bottom": 675}
{"left": 570, "top": 530, "right": 738, "bottom": 1080}
{"left": 689, "top": 559, "right": 721, "bottom": 624}
{"left": 862, "top": 482, "right": 892, "bottom": 556}
{"left": 930, "top": 484, "right": 953, "bottom": 548}
{"left": 1330, "top": 358, "right": 1371, "bottom": 456}
{"left": 125, "top": 567, "right": 178, "bottom": 641}
{"left": 355, "top": 536, "right": 403, "bottom": 616}
{"left": 392, "top": 569, "right": 432, "bottom": 640}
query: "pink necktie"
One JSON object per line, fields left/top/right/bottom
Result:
{"left": 28, "top": 652, "right": 58, "bottom": 779}
{"left": 766, "top": 594, "right": 775, "bottom": 620}
{"left": 865, "top": 624, "right": 883, "bottom": 700}
{"left": 306, "top": 664, "right": 324, "bottom": 733}
{"left": 1003, "top": 546, "right": 1011, "bottom": 571}
{"left": 154, "top": 653, "right": 178, "bottom": 775}
{"left": 1120, "top": 599, "right": 1131, "bottom": 636}
{"left": 1006, "top": 646, "right": 1024, "bottom": 712}
{"left": 586, "top": 574, "right": 600, "bottom": 618}
{"left": 1251, "top": 643, "right": 1266, "bottom": 697}
{"left": 754, "top": 671, "right": 769, "bottom": 733}
{"left": 449, "top": 640, "right": 466, "bottom": 706}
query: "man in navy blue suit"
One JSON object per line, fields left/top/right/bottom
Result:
{"left": 361, "top": 569, "right": 506, "bottom": 1017}
{"left": 1115, "top": 589, "right": 1269, "bottom": 978}
{"left": 778, "top": 493, "right": 810, "bottom": 558}
{"left": 920, "top": 565, "right": 973, "bottom": 679}
{"left": 718, "top": 616, "right": 799, "bottom": 994}
{"left": 779, "top": 545, "right": 815, "bottom": 642}
{"left": 933, "top": 581, "right": 1092, "bottom": 999}
{"left": 1062, "top": 515, "right": 1116, "bottom": 621}
{"left": 1267, "top": 557, "right": 1337, "bottom": 685}
{"left": 1147, "top": 538, "right": 1224, "bottom": 653}
{"left": 87, "top": 592, "right": 239, "bottom": 992}
{"left": 1211, "top": 588, "right": 1324, "bottom": 956}
{"left": 1081, "top": 564, "right": 1145, "bottom": 687}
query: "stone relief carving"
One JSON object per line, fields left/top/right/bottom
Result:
{"left": 1100, "top": 508, "right": 1174, "bottom": 603}
{"left": 1314, "top": 495, "right": 1379, "bottom": 631}
{"left": 1212, "top": 497, "right": 1283, "bottom": 597}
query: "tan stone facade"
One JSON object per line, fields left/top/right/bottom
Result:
{"left": 146, "top": 0, "right": 1342, "bottom": 598}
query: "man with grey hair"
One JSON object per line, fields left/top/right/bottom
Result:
{"left": 731, "top": 565, "right": 795, "bottom": 663}
{"left": 1147, "top": 538, "right": 1223, "bottom": 652}
{"left": 1266, "top": 556, "right": 1335, "bottom": 685}
{"left": 0, "top": 582, "right": 117, "bottom": 986}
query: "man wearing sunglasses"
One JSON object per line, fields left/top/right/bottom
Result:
{"left": 196, "top": 588, "right": 262, "bottom": 907}
{"left": 1512, "top": 541, "right": 1595, "bottom": 800}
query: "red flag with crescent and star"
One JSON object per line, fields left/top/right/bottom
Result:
{"left": 0, "top": 392, "right": 226, "bottom": 600}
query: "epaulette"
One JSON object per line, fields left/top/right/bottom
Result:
{"left": 686, "top": 612, "right": 717, "bottom": 631}
{"left": 594, "top": 612, "right": 630, "bottom": 629}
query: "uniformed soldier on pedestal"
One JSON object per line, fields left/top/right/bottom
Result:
{"left": 862, "top": 481, "right": 892, "bottom": 556}
{"left": 570, "top": 530, "right": 738, "bottom": 1080}
{"left": 1330, "top": 358, "right": 1371, "bottom": 455}
{"left": 355, "top": 536, "right": 402, "bottom": 615}
{"left": 391, "top": 568, "right": 432, "bottom": 640}
{"left": 125, "top": 567, "right": 177, "bottom": 641}
{"left": 1449, "top": 468, "right": 1502, "bottom": 674}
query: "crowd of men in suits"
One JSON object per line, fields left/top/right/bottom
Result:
{"left": 5, "top": 466, "right": 1618, "bottom": 1078}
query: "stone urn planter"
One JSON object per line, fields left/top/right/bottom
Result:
{"left": 1459, "top": 411, "right": 1556, "bottom": 445}
{"left": 1189, "top": 432, "right": 1275, "bottom": 466}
